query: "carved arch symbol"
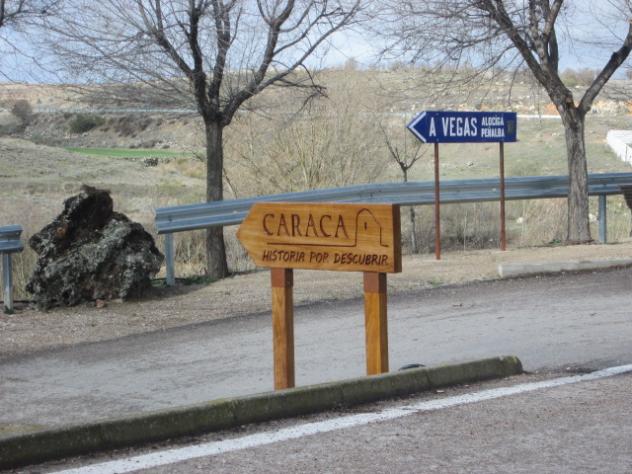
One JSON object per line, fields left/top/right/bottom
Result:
{"left": 355, "top": 208, "right": 389, "bottom": 248}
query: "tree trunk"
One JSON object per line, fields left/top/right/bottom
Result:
{"left": 205, "top": 120, "right": 229, "bottom": 279}
{"left": 402, "top": 169, "right": 418, "bottom": 253}
{"left": 562, "top": 110, "right": 591, "bottom": 243}
{"left": 409, "top": 206, "right": 417, "bottom": 254}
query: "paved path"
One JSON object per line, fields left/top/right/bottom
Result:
{"left": 1, "top": 268, "right": 631, "bottom": 433}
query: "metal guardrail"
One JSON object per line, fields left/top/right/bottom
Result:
{"left": 156, "top": 172, "right": 632, "bottom": 233}
{"left": 0, "top": 225, "right": 24, "bottom": 314}
{"left": 155, "top": 172, "right": 632, "bottom": 285}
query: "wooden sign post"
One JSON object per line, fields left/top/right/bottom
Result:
{"left": 237, "top": 202, "right": 402, "bottom": 390}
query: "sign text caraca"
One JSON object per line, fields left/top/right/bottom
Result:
{"left": 237, "top": 202, "right": 402, "bottom": 273}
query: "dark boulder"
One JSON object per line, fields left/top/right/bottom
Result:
{"left": 27, "top": 185, "right": 164, "bottom": 310}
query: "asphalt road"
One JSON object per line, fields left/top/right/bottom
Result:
{"left": 1, "top": 268, "right": 632, "bottom": 431}
{"left": 45, "top": 370, "right": 632, "bottom": 474}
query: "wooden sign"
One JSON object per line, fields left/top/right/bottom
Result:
{"left": 237, "top": 202, "right": 402, "bottom": 391}
{"left": 237, "top": 202, "right": 402, "bottom": 273}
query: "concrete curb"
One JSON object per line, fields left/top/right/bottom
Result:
{"left": 498, "top": 258, "right": 632, "bottom": 279}
{"left": 0, "top": 356, "right": 522, "bottom": 470}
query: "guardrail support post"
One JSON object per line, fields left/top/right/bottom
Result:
{"left": 2, "top": 253, "right": 13, "bottom": 314}
{"left": 364, "top": 272, "right": 389, "bottom": 375}
{"left": 271, "top": 268, "right": 294, "bottom": 390}
{"left": 165, "top": 233, "right": 175, "bottom": 286}
{"left": 598, "top": 194, "right": 607, "bottom": 243}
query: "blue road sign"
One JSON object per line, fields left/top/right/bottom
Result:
{"left": 407, "top": 111, "right": 517, "bottom": 143}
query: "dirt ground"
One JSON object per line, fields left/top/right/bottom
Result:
{"left": 2, "top": 241, "right": 631, "bottom": 361}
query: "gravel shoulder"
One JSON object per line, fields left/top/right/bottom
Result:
{"left": 2, "top": 241, "right": 632, "bottom": 360}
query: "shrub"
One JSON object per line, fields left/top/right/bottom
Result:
{"left": 68, "top": 114, "right": 105, "bottom": 134}
{"left": 11, "top": 100, "right": 33, "bottom": 125}
{"left": 561, "top": 68, "right": 596, "bottom": 88}
{"left": 113, "top": 115, "right": 135, "bottom": 136}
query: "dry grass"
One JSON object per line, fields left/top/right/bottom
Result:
{"left": 161, "top": 157, "right": 206, "bottom": 180}
{"left": 2, "top": 69, "right": 632, "bottom": 303}
{"left": 8, "top": 192, "right": 629, "bottom": 303}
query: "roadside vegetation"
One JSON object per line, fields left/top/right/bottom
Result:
{"left": 68, "top": 114, "right": 105, "bottom": 134}
{"left": 1, "top": 68, "right": 632, "bottom": 300}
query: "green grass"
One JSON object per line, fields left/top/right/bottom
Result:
{"left": 66, "top": 147, "right": 194, "bottom": 159}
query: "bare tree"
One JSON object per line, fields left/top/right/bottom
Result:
{"left": 377, "top": 0, "right": 632, "bottom": 243}
{"left": 0, "top": 1, "right": 61, "bottom": 80}
{"left": 45, "top": 0, "right": 359, "bottom": 279}
{"left": 233, "top": 80, "right": 386, "bottom": 195}
{"left": 0, "top": 0, "right": 56, "bottom": 28}
{"left": 381, "top": 123, "right": 424, "bottom": 253}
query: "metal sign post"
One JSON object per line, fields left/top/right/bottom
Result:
{"left": 434, "top": 143, "right": 441, "bottom": 260}
{"left": 408, "top": 111, "right": 517, "bottom": 259}
{"left": 237, "top": 202, "right": 402, "bottom": 390}
{"left": 499, "top": 142, "right": 507, "bottom": 251}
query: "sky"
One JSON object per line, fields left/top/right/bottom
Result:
{"left": 1, "top": 1, "right": 631, "bottom": 84}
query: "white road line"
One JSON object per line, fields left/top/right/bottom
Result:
{"left": 52, "top": 364, "right": 632, "bottom": 474}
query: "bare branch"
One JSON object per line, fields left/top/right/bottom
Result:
{"left": 541, "top": 0, "right": 563, "bottom": 41}
{"left": 0, "top": 0, "right": 61, "bottom": 80}
{"left": 580, "top": 21, "right": 632, "bottom": 114}
{"left": 380, "top": 122, "right": 423, "bottom": 176}
{"left": 224, "top": 0, "right": 360, "bottom": 121}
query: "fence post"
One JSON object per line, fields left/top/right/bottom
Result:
{"left": 598, "top": 194, "right": 607, "bottom": 243}
{"left": 165, "top": 233, "right": 175, "bottom": 286}
{"left": 2, "top": 253, "right": 13, "bottom": 314}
